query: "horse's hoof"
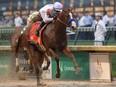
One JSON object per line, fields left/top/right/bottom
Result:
{"left": 37, "top": 82, "right": 46, "bottom": 86}
{"left": 43, "top": 67, "right": 48, "bottom": 70}
{"left": 75, "top": 68, "right": 80, "bottom": 74}
{"left": 15, "top": 66, "right": 19, "bottom": 72}
{"left": 55, "top": 73, "right": 60, "bottom": 78}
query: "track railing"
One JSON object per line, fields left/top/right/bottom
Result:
{"left": 0, "top": 26, "right": 116, "bottom": 45}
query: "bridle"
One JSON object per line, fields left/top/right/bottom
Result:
{"left": 56, "top": 10, "right": 76, "bottom": 27}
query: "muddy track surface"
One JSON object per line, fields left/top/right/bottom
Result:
{"left": 0, "top": 79, "right": 116, "bottom": 87}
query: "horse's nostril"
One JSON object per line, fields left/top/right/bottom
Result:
{"left": 71, "top": 26, "right": 76, "bottom": 30}
{"left": 72, "top": 26, "right": 74, "bottom": 29}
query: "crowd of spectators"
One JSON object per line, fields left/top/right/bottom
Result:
{"left": 74, "top": 11, "right": 116, "bottom": 44}
{"left": 0, "top": 11, "right": 116, "bottom": 27}
{"left": 0, "top": 10, "right": 116, "bottom": 46}
{"left": 0, "top": 15, "right": 27, "bottom": 26}
{"left": 76, "top": 11, "right": 116, "bottom": 27}
{"left": 0, "top": 16, "right": 14, "bottom": 26}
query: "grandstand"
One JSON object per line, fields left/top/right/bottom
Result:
{"left": 0, "top": 0, "right": 115, "bottom": 18}
{"left": 0, "top": 0, "right": 116, "bottom": 45}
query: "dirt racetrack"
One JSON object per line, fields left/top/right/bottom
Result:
{"left": 0, "top": 78, "right": 116, "bottom": 87}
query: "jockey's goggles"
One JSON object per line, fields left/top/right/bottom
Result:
{"left": 53, "top": 9, "right": 60, "bottom": 12}
{"left": 53, "top": 8, "right": 61, "bottom": 13}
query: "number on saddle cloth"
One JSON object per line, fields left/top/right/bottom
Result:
{"left": 28, "top": 22, "right": 41, "bottom": 43}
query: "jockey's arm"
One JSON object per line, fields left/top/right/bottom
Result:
{"left": 40, "top": 11, "right": 53, "bottom": 23}
{"left": 43, "top": 17, "right": 53, "bottom": 23}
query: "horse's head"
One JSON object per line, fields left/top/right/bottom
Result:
{"left": 56, "top": 8, "right": 77, "bottom": 29}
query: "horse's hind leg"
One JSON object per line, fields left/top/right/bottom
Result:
{"left": 48, "top": 49, "right": 60, "bottom": 78}
{"left": 43, "top": 53, "right": 50, "bottom": 70}
{"left": 26, "top": 53, "right": 34, "bottom": 73}
{"left": 12, "top": 44, "right": 19, "bottom": 73}
{"left": 11, "top": 27, "right": 23, "bottom": 72}
{"left": 62, "top": 47, "right": 80, "bottom": 74}
{"left": 11, "top": 36, "right": 20, "bottom": 72}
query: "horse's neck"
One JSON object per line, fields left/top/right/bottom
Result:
{"left": 54, "top": 19, "right": 67, "bottom": 35}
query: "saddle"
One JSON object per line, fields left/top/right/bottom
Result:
{"left": 28, "top": 21, "right": 47, "bottom": 51}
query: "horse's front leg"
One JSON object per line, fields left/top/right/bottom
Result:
{"left": 63, "top": 47, "right": 80, "bottom": 74}
{"left": 49, "top": 49, "right": 60, "bottom": 78}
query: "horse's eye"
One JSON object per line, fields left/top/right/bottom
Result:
{"left": 66, "top": 14, "right": 69, "bottom": 17}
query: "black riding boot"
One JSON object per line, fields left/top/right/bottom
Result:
{"left": 36, "top": 21, "right": 46, "bottom": 36}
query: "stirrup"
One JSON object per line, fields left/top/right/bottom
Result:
{"left": 39, "top": 44, "right": 46, "bottom": 52}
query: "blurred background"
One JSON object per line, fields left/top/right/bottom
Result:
{"left": 0, "top": 0, "right": 116, "bottom": 45}
{"left": 0, "top": 0, "right": 115, "bottom": 26}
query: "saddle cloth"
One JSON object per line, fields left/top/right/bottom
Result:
{"left": 28, "top": 21, "right": 45, "bottom": 45}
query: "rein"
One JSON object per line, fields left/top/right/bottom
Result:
{"left": 57, "top": 17, "right": 69, "bottom": 26}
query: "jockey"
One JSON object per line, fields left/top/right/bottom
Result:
{"left": 26, "top": 2, "right": 63, "bottom": 28}
{"left": 36, "top": 2, "right": 63, "bottom": 36}
{"left": 26, "top": 2, "right": 63, "bottom": 36}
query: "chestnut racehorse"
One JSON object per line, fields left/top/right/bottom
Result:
{"left": 11, "top": 8, "right": 79, "bottom": 86}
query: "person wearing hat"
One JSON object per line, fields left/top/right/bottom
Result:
{"left": 94, "top": 12, "right": 107, "bottom": 46}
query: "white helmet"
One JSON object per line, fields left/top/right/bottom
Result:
{"left": 53, "top": 2, "right": 63, "bottom": 12}
{"left": 95, "top": 13, "right": 102, "bottom": 17}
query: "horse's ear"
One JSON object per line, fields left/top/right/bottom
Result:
{"left": 68, "top": 8, "right": 75, "bottom": 13}
{"left": 68, "top": 8, "right": 71, "bottom": 11}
